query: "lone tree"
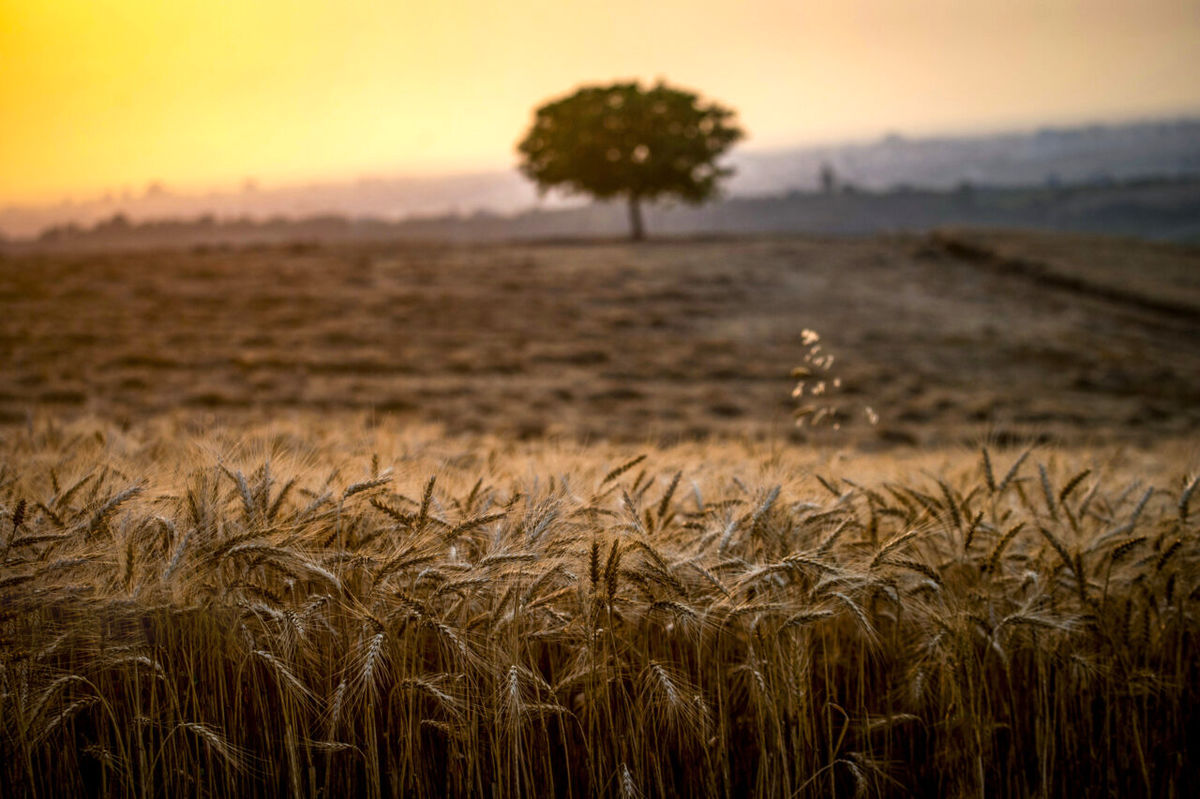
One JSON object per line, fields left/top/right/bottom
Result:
{"left": 517, "top": 80, "right": 744, "bottom": 240}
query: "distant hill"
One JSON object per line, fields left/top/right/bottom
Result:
{"left": 730, "top": 117, "right": 1200, "bottom": 195}
{"left": 3, "top": 117, "right": 1199, "bottom": 241}
{"left": 10, "top": 175, "right": 1200, "bottom": 250}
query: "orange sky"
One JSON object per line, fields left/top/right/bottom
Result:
{"left": 2, "top": 0, "right": 1198, "bottom": 204}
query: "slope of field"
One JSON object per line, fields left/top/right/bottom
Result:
{"left": 2, "top": 232, "right": 1198, "bottom": 446}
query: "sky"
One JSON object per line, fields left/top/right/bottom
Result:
{"left": 2, "top": 0, "right": 1198, "bottom": 205}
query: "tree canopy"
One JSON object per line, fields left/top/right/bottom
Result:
{"left": 516, "top": 81, "right": 744, "bottom": 240}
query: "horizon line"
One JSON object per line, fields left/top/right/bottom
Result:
{"left": 5, "top": 111, "right": 1199, "bottom": 212}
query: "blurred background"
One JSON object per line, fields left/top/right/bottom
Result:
{"left": 3, "top": 0, "right": 1199, "bottom": 242}
{"left": 2, "top": 0, "right": 1199, "bottom": 447}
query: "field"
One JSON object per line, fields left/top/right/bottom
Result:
{"left": 1, "top": 232, "right": 1198, "bottom": 797}
{"left": 3, "top": 231, "right": 1199, "bottom": 445}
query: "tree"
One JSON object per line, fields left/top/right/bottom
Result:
{"left": 516, "top": 80, "right": 744, "bottom": 240}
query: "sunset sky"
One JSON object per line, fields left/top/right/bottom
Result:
{"left": 2, "top": 0, "right": 1198, "bottom": 205}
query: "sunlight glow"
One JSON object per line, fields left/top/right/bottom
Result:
{"left": 1, "top": 0, "right": 1197, "bottom": 203}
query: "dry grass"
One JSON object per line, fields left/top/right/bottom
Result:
{"left": 1, "top": 415, "right": 1196, "bottom": 797}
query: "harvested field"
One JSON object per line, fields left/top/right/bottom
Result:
{"left": 2, "top": 232, "right": 1198, "bottom": 445}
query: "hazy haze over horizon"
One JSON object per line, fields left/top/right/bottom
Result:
{"left": 2, "top": 0, "right": 1199, "bottom": 207}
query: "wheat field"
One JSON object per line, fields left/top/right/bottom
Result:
{"left": 1, "top": 415, "right": 1196, "bottom": 797}
{"left": 2, "top": 234, "right": 1199, "bottom": 796}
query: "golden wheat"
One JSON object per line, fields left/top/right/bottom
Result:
{"left": 0, "top": 417, "right": 1196, "bottom": 796}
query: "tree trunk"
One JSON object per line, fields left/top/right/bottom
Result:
{"left": 627, "top": 195, "right": 645, "bottom": 241}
